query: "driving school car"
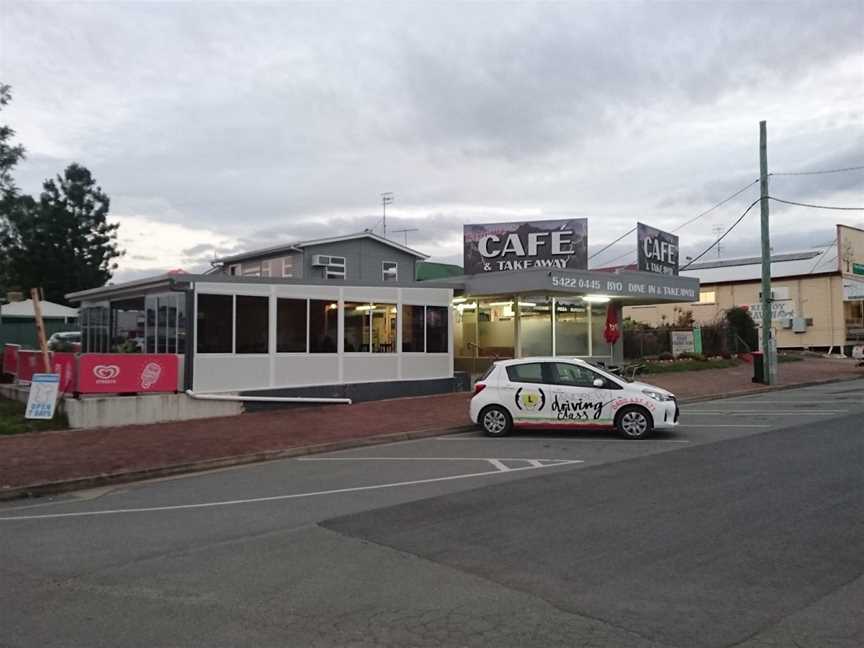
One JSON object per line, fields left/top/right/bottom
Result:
{"left": 469, "top": 357, "right": 679, "bottom": 439}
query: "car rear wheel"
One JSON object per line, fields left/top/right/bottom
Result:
{"left": 480, "top": 405, "right": 512, "bottom": 437}
{"left": 615, "top": 406, "right": 653, "bottom": 440}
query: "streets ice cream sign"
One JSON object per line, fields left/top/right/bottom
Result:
{"left": 464, "top": 218, "right": 588, "bottom": 274}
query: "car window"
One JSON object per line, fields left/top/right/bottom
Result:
{"left": 506, "top": 362, "right": 545, "bottom": 384}
{"left": 550, "top": 362, "right": 604, "bottom": 388}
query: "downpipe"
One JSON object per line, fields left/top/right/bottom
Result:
{"left": 185, "top": 390, "right": 352, "bottom": 405}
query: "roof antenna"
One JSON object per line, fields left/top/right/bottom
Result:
{"left": 381, "top": 192, "right": 393, "bottom": 237}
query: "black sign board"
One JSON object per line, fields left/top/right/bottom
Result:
{"left": 463, "top": 218, "right": 588, "bottom": 275}
{"left": 637, "top": 223, "right": 679, "bottom": 276}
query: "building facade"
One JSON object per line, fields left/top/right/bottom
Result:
{"left": 624, "top": 224, "right": 864, "bottom": 351}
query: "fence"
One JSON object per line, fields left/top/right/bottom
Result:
{"left": 624, "top": 322, "right": 754, "bottom": 359}
{"left": 0, "top": 320, "right": 79, "bottom": 349}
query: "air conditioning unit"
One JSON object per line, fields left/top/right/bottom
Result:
{"left": 781, "top": 318, "right": 793, "bottom": 329}
{"left": 325, "top": 267, "right": 345, "bottom": 279}
{"left": 758, "top": 287, "right": 790, "bottom": 301}
{"left": 792, "top": 317, "right": 808, "bottom": 333}
{"left": 312, "top": 255, "right": 330, "bottom": 267}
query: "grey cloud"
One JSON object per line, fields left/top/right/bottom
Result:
{"left": 3, "top": 1, "right": 862, "bottom": 280}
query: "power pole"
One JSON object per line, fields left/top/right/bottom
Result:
{"left": 381, "top": 192, "right": 393, "bottom": 238}
{"left": 759, "top": 121, "right": 776, "bottom": 384}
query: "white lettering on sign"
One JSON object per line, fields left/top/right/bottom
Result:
{"left": 550, "top": 275, "right": 697, "bottom": 300}
{"left": 479, "top": 230, "right": 575, "bottom": 259}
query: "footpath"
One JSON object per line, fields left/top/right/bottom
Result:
{"left": 1, "top": 357, "right": 862, "bottom": 500}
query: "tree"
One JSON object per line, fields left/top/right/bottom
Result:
{"left": 0, "top": 164, "right": 123, "bottom": 304}
{"left": 0, "top": 84, "right": 25, "bottom": 197}
{"left": 0, "top": 84, "right": 27, "bottom": 295}
{"left": 725, "top": 306, "right": 758, "bottom": 352}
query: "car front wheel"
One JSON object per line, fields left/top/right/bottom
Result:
{"left": 480, "top": 405, "right": 512, "bottom": 437}
{"left": 616, "top": 406, "right": 653, "bottom": 440}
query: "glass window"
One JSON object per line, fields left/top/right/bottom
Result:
{"left": 277, "top": 298, "right": 307, "bottom": 352}
{"left": 177, "top": 296, "right": 186, "bottom": 354}
{"left": 382, "top": 261, "right": 398, "bottom": 282}
{"left": 344, "top": 302, "right": 369, "bottom": 352}
{"left": 478, "top": 300, "right": 514, "bottom": 358}
{"left": 696, "top": 291, "right": 716, "bottom": 304}
{"left": 555, "top": 300, "right": 588, "bottom": 356}
{"left": 309, "top": 300, "right": 338, "bottom": 353}
{"left": 550, "top": 362, "right": 601, "bottom": 387}
{"left": 197, "top": 294, "right": 233, "bottom": 353}
{"left": 426, "top": 306, "right": 449, "bottom": 353}
{"left": 371, "top": 304, "right": 397, "bottom": 353}
{"left": 402, "top": 305, "right": 425, "bottom": 352}
{"left": 506, "top": 362, "right": 545, "bottom": 384}
{"left": 591, "top": 303, "right": 612, "bottom": 357}
{"left": 235, "top": 295, "right": 269, "bottom": 354}
{"left": 519, "top": 299, "right": 552, "bottom": 356}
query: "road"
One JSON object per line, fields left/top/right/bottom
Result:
{"left": 1, "top": 381, "right": 862, "bottom": 647}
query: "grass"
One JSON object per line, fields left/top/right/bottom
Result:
{"left": 0, "top": 397, "right": 69, "bottom": 436}
{"left": 639, "top": 358, "right": 741, "bottom": 375}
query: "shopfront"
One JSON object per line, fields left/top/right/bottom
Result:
{"left": 452, "top": 267, "right": 699, "bottom": 374}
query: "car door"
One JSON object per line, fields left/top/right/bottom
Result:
{"left": 501, "top": 362, "right": 551, "bottom": 427}
{"left": 547, "top": 362, "right": 620, "bottom": 427}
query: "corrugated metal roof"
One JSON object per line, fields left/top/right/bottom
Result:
{"left": 682, "top": 248, "right": 837, "bottom": 284}
{"left": 1, "top": 299, "right": 78, "bottom": 319}
{"left": 216, "top": 232, "right": 429, "bottom": 264}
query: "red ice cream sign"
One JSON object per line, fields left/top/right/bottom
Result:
{"left": 77, "top": 354, "right": 178, "bottom": 393}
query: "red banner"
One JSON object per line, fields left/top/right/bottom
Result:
{"left": 77, "top": 354, "right": 179, "bottom": 394}
{"left": 603, "top": 303, "right": 621, "bottom": 344}
{"left": 16, "top": 350, "right": 46, "bottom": 383}
{"left": 51, "top": 352, "right": 78, "bottom": 394}
{"left": 2, "top": 344, "right": 20, "bottom": 377}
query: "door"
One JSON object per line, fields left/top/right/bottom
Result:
{"left": 501, "top": 361, "right": 550, "bottom": 426}
{"left": 546, "top": 362, "right": 620, "bottom": 427}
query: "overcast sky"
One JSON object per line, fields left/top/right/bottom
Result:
{"left": 2, "top": 1, "right": 863, "bottom": 282}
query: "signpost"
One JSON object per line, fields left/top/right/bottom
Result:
{"left": 637, "top": 223, "right": 679, "bottom": 275}
{"left": 463, "top": 218, "right": 588, "bottom": 274}
{"left": 25, "top": 373, "right": 60, "bottom": 420}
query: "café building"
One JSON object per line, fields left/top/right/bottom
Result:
{"left": 66, "top": 222, "right": 699, "bottom": 399}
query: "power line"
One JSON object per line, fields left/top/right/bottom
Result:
{"left": 807, "top": 238, "right": 837, "bottom": 275}
{"left": 588, "top": 226, "right": 637, "bottom": 260}
{"left": 768, "top": 196, "right": 864, "bottom": 211}
{"left": 588, "top": 178, "right": 759, "bottom": 267}
{"left": 769, "top": 165, "right": 864, "bottom": 177}
{"left": 680, "top": 198, "right": 761, "bottom": 271}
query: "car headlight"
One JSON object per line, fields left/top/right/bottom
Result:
{"left": 642, "top": 389, "right": 673, "bottom": 402}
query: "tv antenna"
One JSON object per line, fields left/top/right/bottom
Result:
{"left": 380, "top": 192, "right": 394, "bottom": 237}
{"left": 391, "top": 228, "right": 419, "bottom": 246}
{"left": 712, "top": 225, "right": 724, "bottom": 258}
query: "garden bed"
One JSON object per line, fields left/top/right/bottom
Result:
{"left": 0, "top": 397, "right": 68, "bottom": 436}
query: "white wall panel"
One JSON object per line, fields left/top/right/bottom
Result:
{"left": 342, "top": 355, "right": 399, "bottom": 382}
{"left": 401, "top": 354, "right": 452, "bottom": 380}
{"left": 273, "top": 355, "right": 340, "bottom": 387}
{"left": 193, "top": 355, "right": 270, "bottom": 392}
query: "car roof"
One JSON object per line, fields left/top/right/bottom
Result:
{"left": 495, "top": 357, "right": 592, "bottom": 367}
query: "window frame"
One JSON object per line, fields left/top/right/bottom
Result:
{"left": 382, "top": 261, "right": 398, "bottom": 282}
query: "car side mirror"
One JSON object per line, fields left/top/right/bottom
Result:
{"left": 593, "top": 378, "right": 605, "bottom": 388}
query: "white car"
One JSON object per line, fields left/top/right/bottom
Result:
{"left": 469, "top": 357, "right": 679, "bottom": 439}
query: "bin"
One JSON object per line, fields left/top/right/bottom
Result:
{"left": 751, "top": 351, "right": 765, "bottom": 384}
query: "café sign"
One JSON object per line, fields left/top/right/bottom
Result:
{"left": 464, "top": 218, "right": 587, "bottom": 274}
{"left": 637, "top": 222, "right": 679, "bottom": 276}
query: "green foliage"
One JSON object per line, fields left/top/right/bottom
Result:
{"left": 658, "top": 351, "right": 674, "bottom": 361}
{"left": 0, "top": 397, "right": 68, "bottom": 435}
{"left": 677, "top": 352, "right": 707, "bottom": 361}
{"left": 0, "top": 84, "right": 122, "bottom": 303}
{"left": 725, "top": 306, "right": 759, "bottom": 351}
{"left": 0, "top": 163, "right": 123, "bottom": 304}
{"left": 0, "top": 84, "right": 25, "bottom": 197}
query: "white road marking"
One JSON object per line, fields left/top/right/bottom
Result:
{"left": 680, "top": 424, "right": 770, "bottom": 428}
{"left": 434, "top": 436, "right": 690, "bottom": 443}
{"left": 487, "top": 459, "right": 511, "bottom": 472}
{"left": 685, "top": 410, "right": 846, "bottom": 415}
{"left": 0, "top": 459, "right": 583, "bottom": 522}
{"left": 296, "top": 456, "right": 570, "bottom": 462}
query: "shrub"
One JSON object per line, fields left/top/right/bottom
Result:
{"left": 678, "top": 352, "right": 707, "bottom": 361}
{"left": 658, "top": 351, "right": 674, "bottom": 361}
{"left": 726, "top": 306, "right": 758, "bottom": 352}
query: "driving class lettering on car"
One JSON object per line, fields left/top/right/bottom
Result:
{"left": 551, "top": 394, "right": 606, "bottom": 421}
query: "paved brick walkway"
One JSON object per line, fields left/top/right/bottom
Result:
{"left": 1, "top": 357, "right": 861, "bottom": 494}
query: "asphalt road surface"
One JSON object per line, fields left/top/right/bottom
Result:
{"left": 1, "top": 381, "right": 862, "bottom": 648}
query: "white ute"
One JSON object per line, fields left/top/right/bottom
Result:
{"left": 469, "top": 357, "right": 679, "bottom": 439}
